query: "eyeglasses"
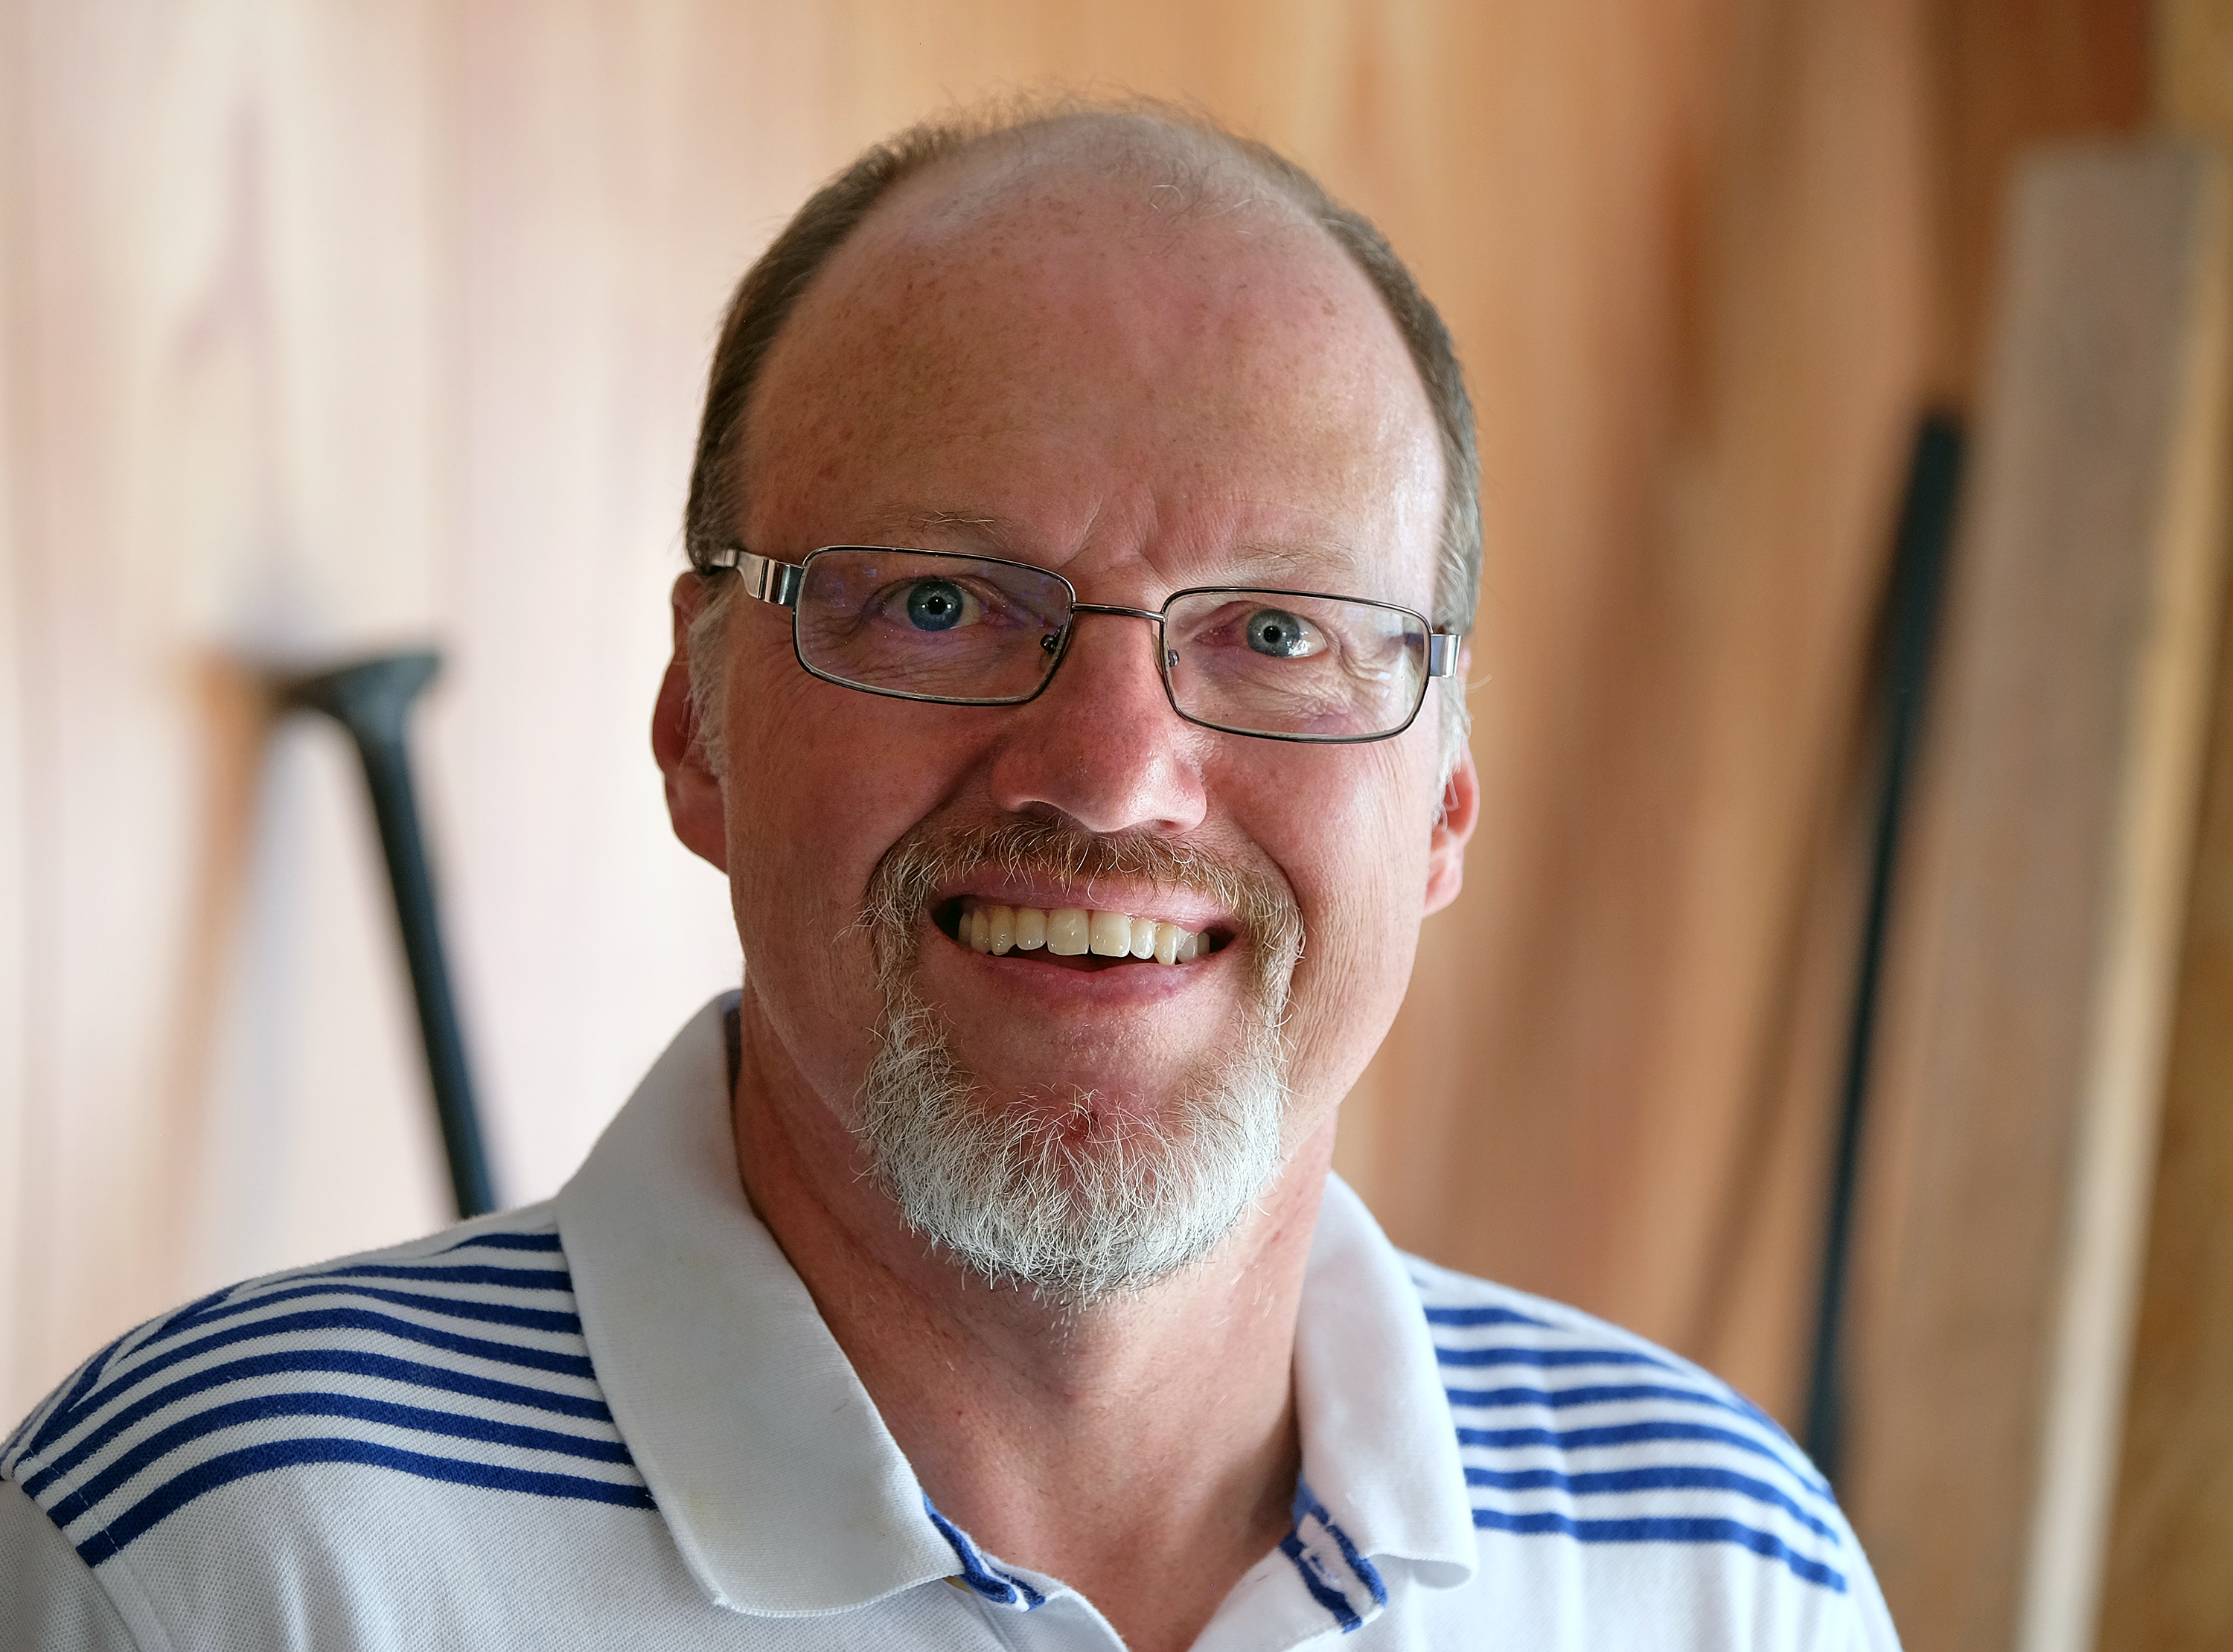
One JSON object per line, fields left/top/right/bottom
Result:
{"left": 703, "top": 545, "right": 1458, "bottom": 744}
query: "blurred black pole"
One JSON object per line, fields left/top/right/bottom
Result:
{"left": 1804, "top": 412, "right": 1964, "bottom": 1483}
{"left": 279, "top": 650, "right": 496, "bottom": 1220}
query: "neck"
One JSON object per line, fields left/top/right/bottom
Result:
{"left": 729, "top": 993, "right": 1332, "bottom": 1652}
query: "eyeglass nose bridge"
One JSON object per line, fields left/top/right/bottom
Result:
{"left": 1040, "top": 601, "right": 1170, "bottom": 662}
{"left": 1066, "top": 601, "right": 1166, "bottom": 624}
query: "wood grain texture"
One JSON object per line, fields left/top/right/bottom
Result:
{"left": 2098, "top": 401, "right": 2233, "bottom": 1652}
{"left": 2095, "top": 7, "right": 2233, "bottom": 1647}
{"left": 1844, "top": 141, "right": 2233, "bottom": 1652}
{"left": 1920, "top": 0, "right": 2150, "bottom": 403}
{"left": 3, "top": 0, "right": 464, "bottom": 1407}
{"left": 2159, "top": 0, "right": 2233, "bottom": 141}
{"left": 1333, "top": 0, "right": 1936, "bottom": 1421}
{"left": 0, "top": 0, "right": 32, "bottom": 1420}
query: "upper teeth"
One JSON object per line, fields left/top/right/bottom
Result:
{"left": 959, "top": 900, "right": 1204, "bottom": 964}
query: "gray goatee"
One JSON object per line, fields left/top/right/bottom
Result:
{"left": 857, "top": 819, "right": 1303, "bottom": 1307}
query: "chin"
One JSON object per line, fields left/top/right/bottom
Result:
{"left": 856, "top": 973, "right": 1290, "bottom": 1306}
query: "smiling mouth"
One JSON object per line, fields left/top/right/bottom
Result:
{"left": 934, "top": 897, "right": 1228, "bottom": 970}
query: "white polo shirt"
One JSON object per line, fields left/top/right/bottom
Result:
{"left": 3, "top": 998, "right": 1900, "bottom": 1649}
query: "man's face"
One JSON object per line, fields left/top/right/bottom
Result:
{"left": 674, "top": 152, "right": 1473, "bottom": 1279}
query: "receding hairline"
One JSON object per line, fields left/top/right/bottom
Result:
{"left": 851, "top": 104, "right": 1330, "bottom": 240}
{"left": 747, "top": 111, "right": 1372, "bottom": 414}
{"left": 741, "top": 118, "right": 1435, "bottom": 498}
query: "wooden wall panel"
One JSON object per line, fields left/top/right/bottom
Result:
{"left": 1844, "top": 141, "right": 2233, "bottom": 1652}
{"left": 4, "top": 0, "right": 456, "bottom": 1408}
{"left": 1921, "top": 0, "right": 2152, "bottom": 403}
{"left": 0, "top": 0, "right": 774, "bottom": 1418}
{"left": 1336, "top": 0, "right": 1935, "bottom": 1416}
{"left": 2093, "top": 6, "right": 2233, "bottom": 1646}
{"left": 2098, "top": 411, "right": 2233, "bottom": 1652}
{"left": 0, "top": 0, "right": 32, "bottom": 1426}
{"left": 443, "top": 0, "right": 799, "bottom": 1206}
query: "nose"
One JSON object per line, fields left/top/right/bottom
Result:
{"left": 985, "top": 609, "right": 1208, "bottom": 835}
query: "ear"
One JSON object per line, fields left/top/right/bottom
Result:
{"left": 652, "top": 572, "right": 729, "bottom": 871}
{"left": 1422, "top": 662, "right": 1480, "bottom": 917}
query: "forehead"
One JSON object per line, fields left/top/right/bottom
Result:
{"left": 739, "top": 133, "right": 1443, "bottom": 594}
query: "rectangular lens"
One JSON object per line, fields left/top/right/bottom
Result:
{"left": 794, "top": 548, "right": 1072, "bottom": 702}
{"left": 1162, "top": 590, "right": 1427, "bottom": 739}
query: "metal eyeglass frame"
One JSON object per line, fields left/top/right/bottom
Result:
{"left": 702, "top": 543, "right": 1460, "bottom": 745}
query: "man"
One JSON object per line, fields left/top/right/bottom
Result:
{"left": 3, "top": 103, "right": 1898, "bottom": 1650}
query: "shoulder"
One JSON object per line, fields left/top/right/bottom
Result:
{"left": 3, "top": 1205, "right": 653, "bottom": 1576}
{"left": 1400, "top": 1255, "right": 1899, "bottom": 1650}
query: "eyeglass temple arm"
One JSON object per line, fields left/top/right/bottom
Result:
{"left": 703, "top": 547, "right": 802, "bottom": 608}
{"left": 706, "top": 545, "right": 1459, "bottom": 675}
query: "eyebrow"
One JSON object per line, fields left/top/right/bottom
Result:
{"left": 860, "top": 508, "right": 1379, "bottom": 592}
{"left": 869, "top": 508, "right": 1020, "bottom": 553}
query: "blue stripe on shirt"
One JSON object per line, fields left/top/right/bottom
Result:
{"left": 1446, "top": 1380, "right": 1760, "bottom": 1419}
{"left": 1463, "top": 1462, "right": 1839, "bottom": 1543}
{"left": 73, "top": 1435, "right": 655, "bottom": 1566}
{"left": 154, "top": 1264, "right": 568, "bottom": 1343}
{"left": 922, "top": 1496, "right": 1044, "bottom": 1609}
{"left": 42, "top": 1388, "right": 634, "bottom": 1531}
{"left": 24, "top": 1307, "right": 597, "bottom": 1461}
{"left": 161, "top": 1281, "right": 581, "bottom": 1339}
{"left": 18, "top": 1345, "right": 618, "bottom": 1502}
{"left": 1435, "top": 1343, "right": 1678, "bottom": 1373}
{"left": 1456, "top": 1420, "right": 1833, "bottom": 1502}
{"left": 1470, "top": 1507, "right": 1847, "bottom": 1593}
{"left": 435, "top": 1231, "right": 563, "bottom": 1254}
{"left": 1422, "top": 1304, "right": 1551, "bottom": 1329}
{"left": 1279, "top": 1531, "right": 1364, "bottom": 1632}
{"left": 1291, "top": 1480, "right": 1387, "bottom": 1610}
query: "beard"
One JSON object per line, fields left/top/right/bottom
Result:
{"left": 856, "top": 818, "right": 1305, "bottom": 1309}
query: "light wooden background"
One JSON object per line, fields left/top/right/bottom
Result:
{"left": 0, "top": 0, "right": 2144, "bottom": 1469}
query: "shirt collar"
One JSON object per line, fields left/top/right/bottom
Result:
{"left": 557, "top": 996, "right": 1476, "bottom": 1620}
{"left": 557, "top": 996, "right": 955, "bottom": 1614}
{"left": 1290, "top": 1176, "right": 1478, "bottom": 1595}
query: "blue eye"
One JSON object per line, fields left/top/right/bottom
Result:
{"left": 1245, "top": 608, "right": 1320, "bottom": 657}
{"left": 905, "top": 580, "right": 968, "bottom": 631}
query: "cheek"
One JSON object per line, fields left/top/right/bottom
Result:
{"left": 1248, "top": 746, "right": 1436, "bottom": 1094}
{"left": 718, "top": 663, "right": 1007, "bottom": 967}
{"left": 717, "top": 668, "right": 956, "bottom": 1060}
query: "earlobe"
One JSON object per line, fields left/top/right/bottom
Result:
{"left": 652, "top": 572, "right": 730, "bottom": 872}
{"left": 1422, "top": 740, "right": 1479, "bottom": 918}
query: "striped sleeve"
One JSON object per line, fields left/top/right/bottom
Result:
{"left": 1411, "top": 1255, "right": 1901, "bottom": 1648}
{"left": 1, "top": 1210, "right": 652, "bottom": 1572}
